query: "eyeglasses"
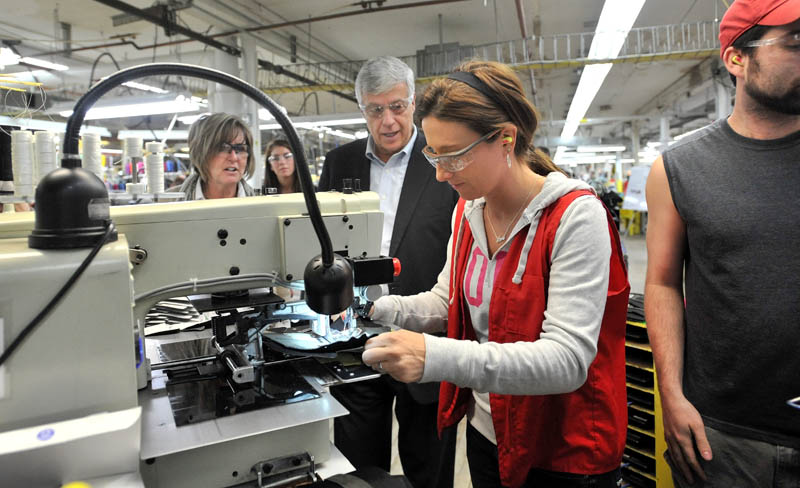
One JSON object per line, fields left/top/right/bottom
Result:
{"left": 220, "top": 142, "right": 249, "bottom": 156}
{"left": 359, "top": 96, "right": 413, "bottom": 119}
{"left": 422, "top": 129, "right": 501, "bottom": 173}
{"left": 268, "top": 152, "right": 294, "bottom": 162}
{"left": 744, "top": 32, "right": 800, "bottom": 50}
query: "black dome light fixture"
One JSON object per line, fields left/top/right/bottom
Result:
{"left": 30, "top": 63, "right": 353, "bottom": 314}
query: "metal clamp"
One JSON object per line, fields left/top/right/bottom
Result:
{"left": 129, "top": 246, "right": 148, "bottom": 264}
{"left": 252, "top": 452, "right": 316, "bottom": 488}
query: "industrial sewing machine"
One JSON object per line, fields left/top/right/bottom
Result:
{"left": 0, "top": 63, "right": 398, "bottom": 488}
{"left": 0, "top": 190, "right": 394, "bottom": 487}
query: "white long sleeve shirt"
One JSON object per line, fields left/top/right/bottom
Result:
{"left": 372, "top": 172, "right": 612, "bottom": 443}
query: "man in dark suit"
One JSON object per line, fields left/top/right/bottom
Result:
{"left": 318, "top": 56, "right": 458, "bottom": 488}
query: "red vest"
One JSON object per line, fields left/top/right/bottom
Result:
{"left": 438, "top": 190, "right": 629, "bottom": 487}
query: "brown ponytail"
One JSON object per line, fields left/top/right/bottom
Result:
{"left": 416, "top": 61, "right": 564, "bottom": 176}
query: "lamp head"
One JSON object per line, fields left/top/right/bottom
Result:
{"left": 303, "top": 253, "right": 354, "bottom": 314}
{"left": 28, "top": 163, "right": 116, "bottom": 249}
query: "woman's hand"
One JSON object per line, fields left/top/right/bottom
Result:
{"left": 362, "top": 329, "right": 426, "bottom": 383}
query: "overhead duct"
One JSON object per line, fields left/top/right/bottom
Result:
{"left": 93, "top": 0, "right": 358, "bottom": 103}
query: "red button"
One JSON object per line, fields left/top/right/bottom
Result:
{"left": 392, "top": 257, "right": 402, "bottom": 276}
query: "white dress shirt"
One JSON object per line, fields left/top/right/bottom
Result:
{"left": 365, "top": 127, "right": 418, "bottom": 256}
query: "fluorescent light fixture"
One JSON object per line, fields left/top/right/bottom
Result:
{"left": 173, "top": 152, "right": 191, "bottom": 159}
{"left": 260, "top": 112, "right": 366, "bottom": 130}
{"left": 59, "top": 95, "right": 200, "bottom": 121}
{"left": 0, "top": 49, "right": 70, "bottom": 71}
{"left": 259, "top": 118, "right": 365, "bottom": 130}
{"left": 20, "top": 56, "right": 69, "bottom": 71}
{"left": 589, "top": 0, "right": 646, "bottom": 60}
{"left": 326, "top": 129, "right": 356, "bottom": 140}
{"left": 577, "top": 145, "right": 626, "bottom": 153}
{"left": 574, "top": 155, "right": 618, "bottom": 164}
{"left": 560, "top": 64, "right": 613, "bottom": 141}
{"left": 258, "top": 105, "right": 288, "bottom": 121}
{"left": 553, "top": 145, "right": 568, "bottom": 164}
{"left": 122, "top": 81, "right": 168, "bottom": 94}
{"left": 313, "top": 117, "right": 366, "bottom": 126}
{"left": 559, "top": 0, "right": 646, "bottom": 142}
{"left": 101, "top": 148, "right": 123, "bottom": 155}
{"left": 260, "top": 120, "right": 366, "bottom": 131}
{"left": 0, "top": 47, "right": 19, "bottom": 68}
{"left": 0, "top": 115, "right": 111, "bottom": 137}
{"left": 355, "top": 130, "right": 369, "bottom": 139}
{"left": 178, "top": 112, "right": 211, "bottom": 125}
{"left": 117, "top": 129, "right": 190, "bottom": 141}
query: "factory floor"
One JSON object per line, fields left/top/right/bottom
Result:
{"left": 387, "top": 233, "right": 648, "bottom": 486}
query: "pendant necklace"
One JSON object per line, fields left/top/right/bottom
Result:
{"left": 485, "top": 184, "right": 536, "bottom": 243}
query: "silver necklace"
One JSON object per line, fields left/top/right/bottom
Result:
{"left": 485, "top": 185, "right": 536, "bottom": 243}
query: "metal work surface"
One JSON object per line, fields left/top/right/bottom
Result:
{"left": 139, "top": 367, "right": 346, "bottom": 460}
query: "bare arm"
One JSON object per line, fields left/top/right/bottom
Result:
{"left": 645, "top": 156, "right": 687, "bottom": 401}
{"left": 645, "top": 156, "right": 711, "bottom": 483}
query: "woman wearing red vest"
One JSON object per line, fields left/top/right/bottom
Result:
{"left": 361, "top": 61, "right": 629, "bottom": 488}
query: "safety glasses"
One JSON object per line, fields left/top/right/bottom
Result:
{"left": 219, "top": 142, "right": 249, "bottom": 156}
{"left": 268, "top": 152, "right": 294, "bottom": 162}
{"left": 744, "top": 32, "right": 800, "bottom": 50}
{"left": 422, "top": 129, "right": 500, "bottom": 172}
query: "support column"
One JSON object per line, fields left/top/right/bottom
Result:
{"left": 209, "top": 40, "right": 244, "bottom": 115}
{"left": 615, "top": 151, "right": 623, "bottom": 193}
{"left": 241, "top": 35, "right": 263, "bottom": 190}
{"left": 631, "top": 120, "right": 641, "bottom": 165}
{"left": 660, "top": 116, "right": 670, "bottom": 153}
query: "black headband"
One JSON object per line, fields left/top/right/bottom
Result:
{"left": 447, "top": 71, "right": 506, "bottom": 112}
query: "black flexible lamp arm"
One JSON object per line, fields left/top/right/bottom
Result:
{"left": 62, "top": 63, "right": 335, "bottom": 267}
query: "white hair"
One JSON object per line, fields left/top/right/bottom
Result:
{"left": 354, "top": 56, "right": 415, "bottom": 106}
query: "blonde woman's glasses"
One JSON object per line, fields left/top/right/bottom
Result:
{"left": 422, "top": 129, "right": 500, "bottom": 173}
{"left": 220, "top": 142, "right": 249, "bottom": 156}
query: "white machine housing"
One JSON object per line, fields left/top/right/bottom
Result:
{"left": 0, "top": 191, "right": 383, "bottom": 487}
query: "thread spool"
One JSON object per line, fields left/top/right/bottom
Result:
{"left": 11, "top": 130, "right": 34, "bottom": 197}
{"left": 34, "top": 131, "right": 57, "bottom": 185}
{"left": 145, "top": 141, "right": 164, "bottom": 194}
{"left": 81, "top": 133, "right": 103, "bottom": 181}
{"left": 126, "top": 182, "right": 147, "bottom": 195}
{"left": 124, "top": 137, "right": 143, "bottom": 182}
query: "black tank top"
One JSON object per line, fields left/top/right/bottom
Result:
{"left": 663, "top": 119, "right": 800, "bottom": 447}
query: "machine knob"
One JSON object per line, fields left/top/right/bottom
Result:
{"left": 392, "top": 258, "right": 401, "bottom": 276}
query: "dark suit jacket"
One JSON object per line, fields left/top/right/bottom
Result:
{"left": 318, "top": 132, "right": 458, "bottom": 403}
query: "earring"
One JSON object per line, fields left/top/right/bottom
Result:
{"left": 506, "top": 152, "right": 512, "bottom": 168}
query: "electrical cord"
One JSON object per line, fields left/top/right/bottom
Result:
{"left": 0, "top": 223, "right": 116, "bottom": 369}
{"left": 61, "top": 62, "right": 336, "bottom": 267}
{"left": 89, "top": 52, "right": 121, "bottom": 88}
{"left": 133, "top": 272, "right": 298, "bottom": 304}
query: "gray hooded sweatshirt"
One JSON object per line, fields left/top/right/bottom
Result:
{"left": 372, "top": 172, "right": 612, "bottom": 444}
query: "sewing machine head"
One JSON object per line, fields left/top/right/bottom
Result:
{"left": 0, "top": 191, "right": 394, "bottom": 487}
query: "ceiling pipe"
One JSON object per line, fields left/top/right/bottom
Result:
{"left": 219, "top": 0, "right": 352, "bottom": 65}
{"left": 214, "top": 0, "right": 470, "bottom": 39}
{"left": 41, "top": 0, "right": 469, "bottom": 81}
{"left": 92, "top": 0, "right": 357, "bottom": 102}
{"left": 514, "top": 0, "right": 529, "bottom": 38}
{"left": 192, "top": 2, "right": 352, "bottom": 85}
{"left": 513, "top": 0, "right": 541, "bottom": 112}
